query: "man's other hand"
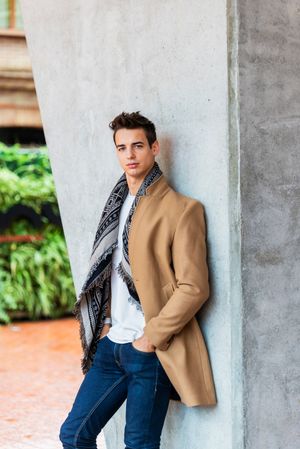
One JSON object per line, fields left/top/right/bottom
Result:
{"left": 99, "top": 323, "right": 111, "bottom": 339}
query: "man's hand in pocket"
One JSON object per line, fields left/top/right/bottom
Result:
{"left": 132, "top": 334, "right": 156, "bottom": 352}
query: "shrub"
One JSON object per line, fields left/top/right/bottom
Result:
{"left": 0, "top": 143, "right": 76, "bottom": 323}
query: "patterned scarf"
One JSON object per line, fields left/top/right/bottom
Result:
{"left": 73, "top": 161, "right": 163, "bottom": 373}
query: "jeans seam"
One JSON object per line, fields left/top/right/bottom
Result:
{"left": 141, "top": 362, "right": 159, "bottom": 449}
{"left": 73, "top": 373, "right": 128, "bottom": 447}
{"left": 155, "top": 359, "right": 159, "bottom": 393}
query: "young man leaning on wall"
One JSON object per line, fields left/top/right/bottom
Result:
{"left": 59, "top": 111, "right": 216, "bottom": 449}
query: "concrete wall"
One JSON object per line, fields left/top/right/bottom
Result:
{"left": 237, "top": 1, "right": 300, "bottom": 447}
{"left": 20, "top": 1, "right": 237, "bottom": 448}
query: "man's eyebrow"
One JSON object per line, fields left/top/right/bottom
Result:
{"left": 116, "top": 141, "right": 144, "bottom": 148}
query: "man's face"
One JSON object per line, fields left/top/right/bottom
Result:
{"left": 114, "top": 127, "right": 159, "bottom": 182}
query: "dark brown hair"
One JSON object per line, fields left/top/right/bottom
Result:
{"left": 109, "top": 111, "right": 157, "bottom": 147}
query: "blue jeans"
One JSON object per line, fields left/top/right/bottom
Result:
{"left": 59, "top": 335, "right": 173, "bottom": 449}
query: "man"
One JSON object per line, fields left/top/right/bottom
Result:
{"left": 59, "top": 112, "right": 216, "bottom": 449}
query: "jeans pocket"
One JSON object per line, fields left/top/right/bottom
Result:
{"left": 130, "top": 342, "right": 157, "bottom": 356}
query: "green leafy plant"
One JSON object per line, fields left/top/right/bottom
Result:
{"left": 0, "top": 143, "right": 76, "bottom": 323}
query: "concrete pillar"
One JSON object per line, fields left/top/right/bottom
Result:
{"left": 237, "top": 0, "right": 300, "bottom": 447}
{"left": 20, "top": 0, "right": 299, "bottom": 448}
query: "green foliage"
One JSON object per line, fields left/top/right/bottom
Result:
{"left": 0, "top": 142, "right": 57, "bottom": 213}
{"left": 0, "top": 143, "right": 76, "bottom": 323}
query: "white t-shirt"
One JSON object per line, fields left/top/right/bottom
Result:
{"left": 106, "top": 192, "right": 145, "bottom": 343}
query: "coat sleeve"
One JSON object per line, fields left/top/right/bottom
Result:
{"left": 143, "top": 200, "right": 210, "bottom": 350}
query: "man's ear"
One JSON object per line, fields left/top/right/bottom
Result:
{"left": 151, "top": 140, "right": 160, "bottom": 156}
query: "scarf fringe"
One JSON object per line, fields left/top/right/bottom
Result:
{"left": 73, "top": 298, "right": 89, "bottom": 373}
{"left": 73, "top": 261, "right": 112, "bottom": 374}
{"left": 128, "top": 295, "right": 144, "bottom": 313}
{"left": 116, "top": 260, "right": 136, "bottom": 291}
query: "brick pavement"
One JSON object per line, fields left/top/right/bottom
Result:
{"left": 0, "top": 317, "right": 106, "bottom": 449}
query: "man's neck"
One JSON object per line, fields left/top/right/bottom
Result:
{"left": 127, "top": 178, "right": 142, "bottom": 196}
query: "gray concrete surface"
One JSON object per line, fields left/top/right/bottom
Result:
{"left": 237, "top": 1, "right": 300, "bottom": 448}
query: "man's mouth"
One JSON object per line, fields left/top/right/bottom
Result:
{"left": 127, "top": 163, "right": 138, "bottom": 168}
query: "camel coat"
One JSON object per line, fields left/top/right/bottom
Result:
{"left": 128, "top": 174, "right": 217, "bottom": 407}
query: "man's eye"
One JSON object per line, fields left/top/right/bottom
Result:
{"left": 135, "top": 144, "right": 143, "bottom": 149}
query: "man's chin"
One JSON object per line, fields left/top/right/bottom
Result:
{"left": 125, "top": 167, "right": 143, "bottom": 177}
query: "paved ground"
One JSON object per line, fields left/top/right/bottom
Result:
{"left": 0, "top": 317, "right": 106, "bottom": 449}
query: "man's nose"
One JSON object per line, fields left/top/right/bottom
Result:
{"left": 127, "top": 148, "right": 136, "bottom": 158}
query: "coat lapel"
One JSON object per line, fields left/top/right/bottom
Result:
{"left": 128, "top": 174, "right": 170, "bottom": 257}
